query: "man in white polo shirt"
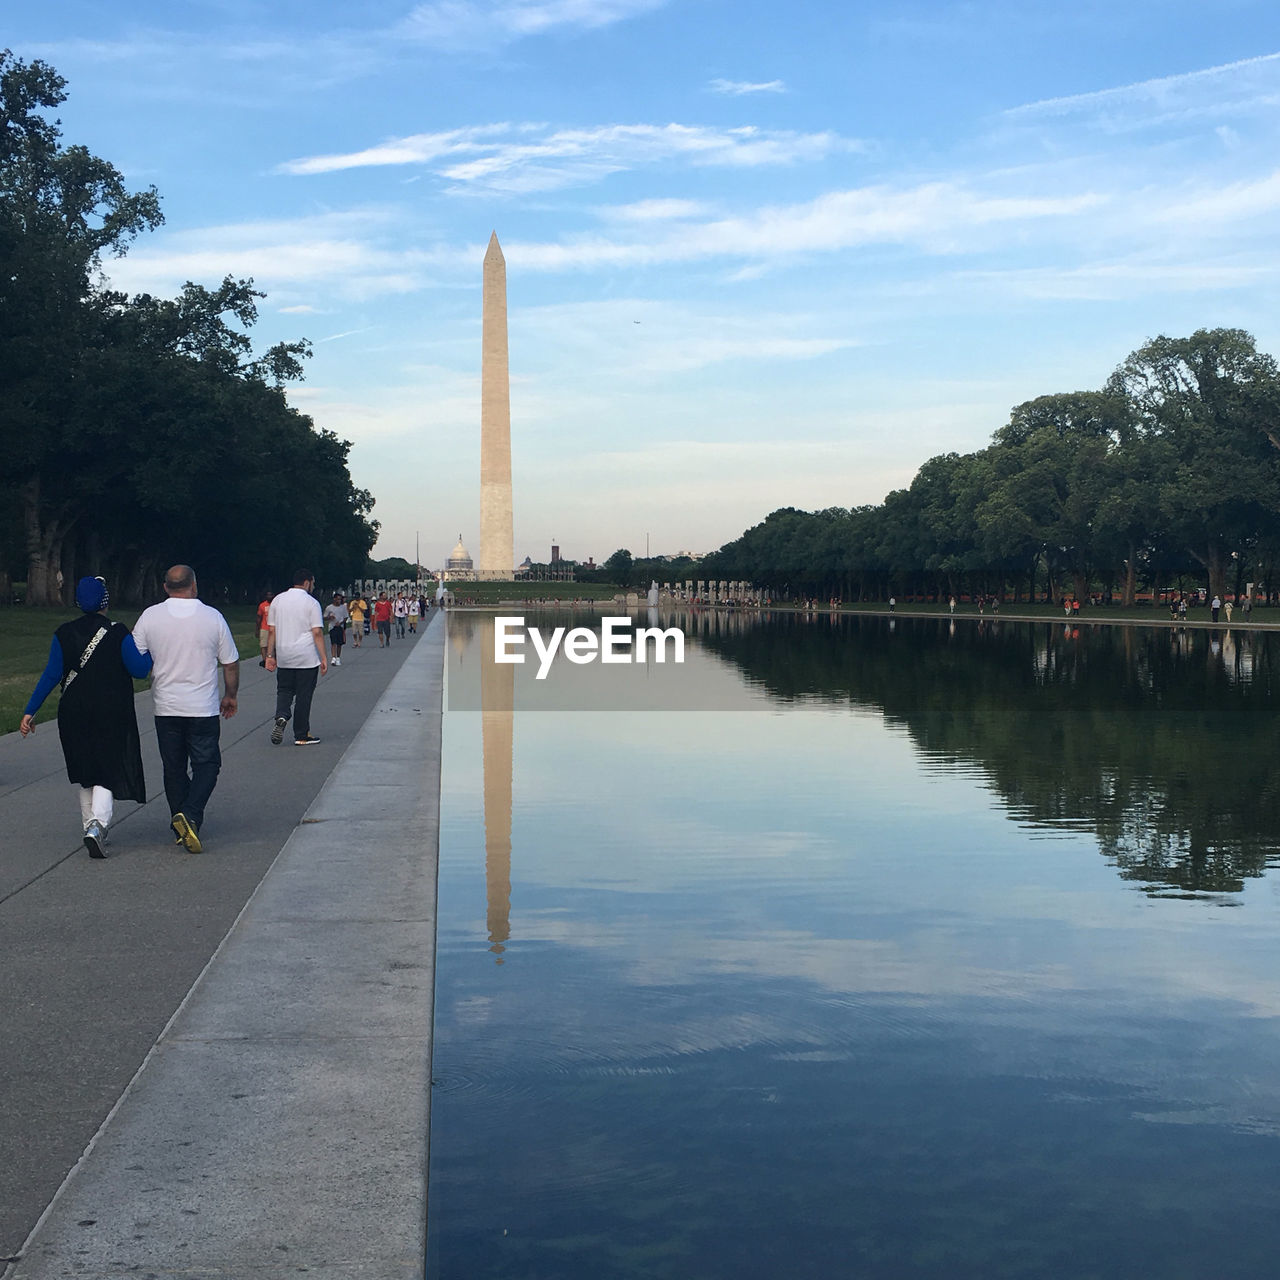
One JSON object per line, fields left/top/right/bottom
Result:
{"left": 265, "top": 568, "right": 328, "bottom": 746}
{"left": 131, "top": 564, "right": 240, "bottom": 854}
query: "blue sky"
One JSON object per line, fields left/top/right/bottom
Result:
{"left": 11, "top": 1, "right": 1280, "bottom": 566}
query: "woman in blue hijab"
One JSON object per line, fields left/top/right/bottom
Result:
{"left": 19, "top": 577, "right": 152, "bottom": 858}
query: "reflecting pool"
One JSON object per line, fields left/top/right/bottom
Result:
{"left": 427, "top": 612, "right": 1280, "bottom": 1279}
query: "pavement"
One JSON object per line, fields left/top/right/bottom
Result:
{"left": 0, "top": 612, "right": 444, "bottom": 1278}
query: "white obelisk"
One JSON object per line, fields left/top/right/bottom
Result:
{"left": 480, "top": 232, "right": 513, "bottom": 579}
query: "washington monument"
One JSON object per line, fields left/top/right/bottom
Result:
{"left": 480, "top": 231, "right": 514, "bottom": 580}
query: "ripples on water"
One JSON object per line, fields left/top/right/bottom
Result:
{"left": 428, "top": 614, "right": 1280, "bottom": 1279}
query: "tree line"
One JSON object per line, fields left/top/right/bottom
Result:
{"left": 0, "top": 52, "right": 379, "bottom": 606}
{"left": 700, "top": 328, "right": 1280, "bottom": 605}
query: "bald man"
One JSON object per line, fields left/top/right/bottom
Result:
{"left": 131, "top": 565, "right": 240, "bottom": 854}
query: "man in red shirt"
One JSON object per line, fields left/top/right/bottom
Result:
{"left": 372, "top": 592, "right": 393, "bottom": 647}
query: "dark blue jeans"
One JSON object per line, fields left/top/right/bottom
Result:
{"left": 154, "top": 716, "right": 221, "bottom": 832}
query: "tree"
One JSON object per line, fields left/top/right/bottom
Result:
{"left": 0, "top": 50, "right": 163, "bottom": 603}
{"left": 1107, "top": 329, "right": 1280, "bottom": 599}
{"left": 976, "top": 392, "right": 1123, "bottom": 602}
{"left": 0, "top": 52, "right": 378, "bottom": 603}
{"left": 603, "top": 548, "right": 634, "bottom": 586}
{"left": 367, "top": 556, "right": 418, "bottom": 581}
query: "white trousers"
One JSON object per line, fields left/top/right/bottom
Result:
{"left": 75, "top": 785, "right": 114, "bottom": 830}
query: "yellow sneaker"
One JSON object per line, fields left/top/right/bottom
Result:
{"left": 170, "top": 812, "right": 202, "bottom": 854}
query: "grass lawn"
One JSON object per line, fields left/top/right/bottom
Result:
{"left": 444, "top": 580, "right": 622, "bottom": 603}
{"left": 1, "top": 605, "right": 261, "bottom": 737}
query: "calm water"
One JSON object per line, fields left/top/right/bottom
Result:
{"left": 427, "top": 613, "right": 1280, "bottom": 1279}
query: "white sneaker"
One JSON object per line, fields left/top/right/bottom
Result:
{"left": 333, "top": 657, "right": 340, "bottom": 666}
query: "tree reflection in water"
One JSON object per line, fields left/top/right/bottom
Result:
{"left": 688, "top": 611, "right": 1280, "bottom": 897}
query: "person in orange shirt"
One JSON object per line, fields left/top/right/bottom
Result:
{"left": 256, "top": 592, "right": 273, "bottom": 667}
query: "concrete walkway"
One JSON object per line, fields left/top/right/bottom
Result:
{"left": 0, "top": 613, "right": 444, "bottom": 1278}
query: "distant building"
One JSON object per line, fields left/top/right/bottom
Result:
{"left": 444, "top": 535, "right": 475, "bottom": 581}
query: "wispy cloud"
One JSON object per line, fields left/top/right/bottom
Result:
{"left": 98, "top": 209, "right": 435, "bottom": 302}
{"left": 100, "top": 174, "right": 1113, "bottom": 304}
{"left": 396, "top": 0, "right": 668, "bottom": 50}
{"left": 279, "top": 125, "right": 515, "bottom": 175}
{"left": 507, "top": 182, "right": 1106, "bottom": 270}
{"left": 316, "top": 326, "right": 377, "bottom": 343}
{"left": 941, "top": 258, "right": 1280, "bottom": 304}
{"left": 27, "top": 1, "right": 668, "bottom": 97}
{"left": 596, "top": 198, "right": 715, "bottom": 221}
{"left": 1004, "top": 50, "right": 1280, "bottom": 130}
{"left": 280, "top": 121, "right": 855, "bottom": 192}
{"left": 709, "top": 78, "right": 786, "bottom": 96}
{"left": 1150, "top": 168, "right": 1280, "bottom": 226}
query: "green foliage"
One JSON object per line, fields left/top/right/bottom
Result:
{"left": 602, "top": 548, "right": 634, "bottom": 586}
{"left": 366, "top": 555, "right": 419, "bottom": 580}
{"left": 704, "top": 330, "right": 1280, "bottom": 602}
{"left": 0, "top": 50, "right": 378, "bottom": 604}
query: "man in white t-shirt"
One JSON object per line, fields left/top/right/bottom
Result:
{"left": 131, "top": 564, "right": 240, "bottom": 854}
{"left": 265, "top": 568, "right": 328, "bottom": 746}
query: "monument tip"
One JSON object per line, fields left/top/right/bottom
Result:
{"left": 485, "top": 230, "right": 504, "bottom": 260}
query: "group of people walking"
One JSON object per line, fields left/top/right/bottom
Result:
{"left": 323, "top": 590, "right": 428, "bottom": 649}
{"left": 19, "top": 565, "right": 391, "bottom": 860}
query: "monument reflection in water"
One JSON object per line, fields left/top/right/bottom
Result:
{"left": 429, "top": 612, "right": 1280, "bottom": 1279}
{"left": 479, "top": 615, "right": 512, "bottom": 962}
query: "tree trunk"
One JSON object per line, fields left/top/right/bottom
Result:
{"left": 59, "top": 534, "right": 78, "bottom": 607}
{"left": 22, "top": 477, "right": 65, "bottom": 607}
{"left": 1198, "top": 543, "right": 1228, "bottom": 601}
{"left": 1121, "top": 546, "right": 1137, "bottom": 607}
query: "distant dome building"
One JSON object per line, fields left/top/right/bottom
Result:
{"left": 445, "top": 535, "right": 475, "bottom": 581}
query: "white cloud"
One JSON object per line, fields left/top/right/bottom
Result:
{"left": 709, "top": 78, "right": 786, "bottom": 96}
{"left": 97, "top": 208, "right": 445, "bottom": 301}
{"left": 1151, "top": 168, "right": 1280, "bottom": 227}
{"left": 1004, "top": 50, "right": 1280, "bottom": 130}
{"left": 99, "top": 172, "right": 1114, "bottom": 307}
{"left": 506, "top": 182, "right": 1106, "bottom": 270}
{"left": 279, "top": 125, "right": 516, "bottom": 175}
{"left": 104, "top": 238, "right": 425, "bottom": 301}
{"left": 280, "top": 121, "right": 854, "bottom": 192}
{"left": 945, "top": 258, "right": 1280, "bottom": 303}
{"left": 396, "top": 0, "right": 668, "bottom": 49}
{"left": 315, "top": 327, "right": 377, "bottom": 344}
{"left": 596, "top": 198, "right": 715, "bottom": 221}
